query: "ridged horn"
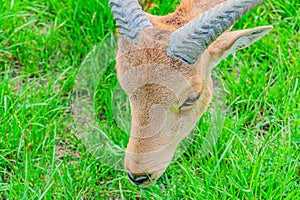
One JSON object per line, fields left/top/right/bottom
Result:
{"left": 167, "top": 0, "right": 265, "bottom": 64}
{"left": 109, "top": 0, "right": 153, "bottom": 43}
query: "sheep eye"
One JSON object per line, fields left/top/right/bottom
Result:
{"left": 180, "top": 93, "right": 200, "bottom": 108}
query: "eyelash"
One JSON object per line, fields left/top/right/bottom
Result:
{"left": 179, "top": 93, "right": 200, "bottom": 109}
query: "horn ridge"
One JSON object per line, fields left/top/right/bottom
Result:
{"left": 109, "top": 0, "right": 153, "bottom": 43}
{"left": 167, "top": 0, "right": 265, "bottom": 64}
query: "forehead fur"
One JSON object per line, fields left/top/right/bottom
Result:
{"left": 115, "top": 27, "right": 200, "bottom": 79}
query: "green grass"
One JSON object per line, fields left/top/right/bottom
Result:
{"left": 0, "top": 0, "right": 299, "bottom": 199}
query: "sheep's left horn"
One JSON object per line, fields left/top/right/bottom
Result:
{"left": 109, "top": 0, "right": 153, "bottom": 43}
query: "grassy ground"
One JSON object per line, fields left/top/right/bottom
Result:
{"left": 0, "top": 0, "right": 299, "bottom": 199}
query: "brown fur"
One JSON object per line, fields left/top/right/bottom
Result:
{"left": 147, "top": 0, "right": 226, "bottom": 30}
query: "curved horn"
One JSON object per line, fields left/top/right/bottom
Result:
{"left": 109, "top": 0, "right": 153, "bottom": 43}
{"left": 167, "top": 0, "right": 265, "bottom": 64}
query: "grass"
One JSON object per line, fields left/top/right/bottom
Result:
{"left": 0, "top": 0, "right": 299, "bottom": 199}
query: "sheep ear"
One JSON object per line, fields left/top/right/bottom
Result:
{"left": 208, "top": 26, "right": 273, "bottom": 68}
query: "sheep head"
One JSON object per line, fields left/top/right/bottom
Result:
{"left": 109, "top": 0, "right": 272, "bottom": 186}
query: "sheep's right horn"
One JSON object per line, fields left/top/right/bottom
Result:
{"left": 109, "top": 0, "right": 153, "bottom": 43}
{"left": 167, "top": 0, "right": 265, "bottom": 64}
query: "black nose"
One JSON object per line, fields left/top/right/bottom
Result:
{"left": 127, "top": 172, "right": 150, "bottom": 185}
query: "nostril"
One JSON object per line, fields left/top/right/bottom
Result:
{"left": 127, "top": 172, "right": 150, "bottom": 185}
{"left": 127, "top": 172, "right": 136, "bottom": 182}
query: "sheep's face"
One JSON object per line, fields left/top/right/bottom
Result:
{"left": 115, "top": 28, "right": 213, "bottom": 186}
